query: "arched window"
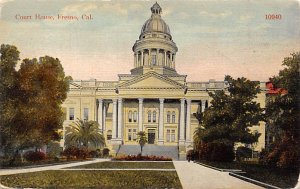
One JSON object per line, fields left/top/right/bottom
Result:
{"left": 172, "top": 111, "right": 176, "bottom": 123}
{"left": 133, "top": 111, "right": 137, "bottom": 122}
{"left": 167, "top": 111, "right": 170, "bottom": 123}
{"left": 148, "top": 111, "right": 152, "bottom": 123}
{"left": 153, "top": 111, "right": 157, "bottom": 123}
{"left": 128, "top": 111, "right": 132, "bottom": 122}
{"left": 107, "top": 130, "right": 112, "bottom": 140}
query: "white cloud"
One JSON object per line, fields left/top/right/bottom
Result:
{"left": 198, "top": 10, "right": 232, "bottom": 18}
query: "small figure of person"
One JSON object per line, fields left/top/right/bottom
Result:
{"left": 187, "top": 152, "right": 191, "bottom": 162}
{"left": 191, "top": 151, "right": 195, "bottom": 162}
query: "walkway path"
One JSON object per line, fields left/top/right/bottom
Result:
{"left": 0, "top": 158, "right": 109, "bottom": 176}
{"left": 173, "top": 161, "right": 263, "bottom": 189}
{"left": 1, "top": 159, "right": 264, "bottom": 189}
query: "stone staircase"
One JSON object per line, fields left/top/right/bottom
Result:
{"left": 117, "top": 145, "right": 179, "bottom": 160}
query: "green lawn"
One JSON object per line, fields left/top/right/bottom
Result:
{"left": 0, "top": 170, "right": 182, "bottom": 189}
{"left": 198, "top": 160, "right": 299, "bottom": 188}
{"left": 69, "top": 161, "right": 175, "bottom": 169}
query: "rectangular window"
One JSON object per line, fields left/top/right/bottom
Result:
{"left": 171, "top": 130, "right": 176, "bottom": 142}
{"left": 128, "top": 129, "right": 137, "bottom": 141}
{"left": 69, "top": 108, "right": 74, "bottom": 120}
{"left": 84, "top": 108, "right": 89, "bottom": 121}
{"left": 148, "top": 111, "right": 151, "bottom": 123}
{"left": 133, "top": 111, "right": 137, "bottom": 122}
{"left": 128, "top": 111, "right": 132, "bottom": 122}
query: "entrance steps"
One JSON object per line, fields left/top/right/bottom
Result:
{"left": 117, "top": 145, "right": 179, "bottom": 160}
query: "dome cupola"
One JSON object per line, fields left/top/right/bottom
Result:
{"left": 140, "top": 2, "right": 171, "bottom": 39}
{"left": 132, "top": 2, "right": 178, "bottom": 76}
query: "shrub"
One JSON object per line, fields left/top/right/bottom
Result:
{"left": 23, "top": 151, "right": 46, "bottom": 162}
{"left": 236, "top": 146, "right": 252, "bottom": 162}
{"left": 89, "top": 150, "right": 101, "bottom": 158}
{"left": 61, "top": 146, "right": 89, "bottom": 159}
{"left": 113, "top": 154, "right": 172, "bottom": 161}
{"left": 260, "top": 136, "right": 299, "bottom": 169}
{"left": 103, "top": 148, "right": 110, "bottom": 157}
{"left": 46, "top": 141, "right": 62, "bottom": 159}
{"left": 199, "top": 141, "right": 234, "bottom": 162}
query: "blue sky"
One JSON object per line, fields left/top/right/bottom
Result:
{"left": 0, "top": 0, "right": 299, "bottom": 81}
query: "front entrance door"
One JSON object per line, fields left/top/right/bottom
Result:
{"left": 148, "top": 129, "right": 155, "bottom": 144}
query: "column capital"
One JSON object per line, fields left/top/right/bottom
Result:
{"left": 186, "top": 99, "right": 192, "bottom": 103}
{"left": 180, "top": 98, "right": 185, "bottom": 103}
{"left": 159, "top": 98, "right": 164, "bottom": 103}
{"left": 98, "top": 98, "right": 103, "bottom": 102}
{"left": 138, "top": 98, "right": 144, "bottom": 103}
{"left": 112, "top": 99, "right": 118, "bottom": 103}
{"left": 118, "top": 97, "right": 123, "bottom": 101}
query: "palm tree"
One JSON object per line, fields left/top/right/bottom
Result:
{"left": 137, "top": 131, "right": 147, "bottom": 155}
{"left": 65, "top": 119, "right": 105, "bottom": 149}
{"left": 193, "top": 126, "right": 205, "bottom": 151}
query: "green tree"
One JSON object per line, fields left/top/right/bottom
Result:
{"left": 0, "top": 44, "right": 20, "bottom": 161}
{"left": 65, "top": 119, "right": 105, "bottom": 149}
{"left": 137, "top": 131, "right": 147, "bottom": 155}
{"left": 0, "top": 44, "right": 70, "bottom": 164}
{"left": 194, "top": 76, "right": 264, "bottom": 161}
{"left": 264, "top": 52, "right": 299, "bottom": 168}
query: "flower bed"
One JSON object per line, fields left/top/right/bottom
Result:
{"left": 113, "top": 154, "right": 172, "bottom": 161}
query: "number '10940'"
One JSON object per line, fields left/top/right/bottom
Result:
{"left": 265, "top": 14, "right": 282, "bottom": 20}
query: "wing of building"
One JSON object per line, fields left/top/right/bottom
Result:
{"left": 61, "top": 2, "right": 267, "bottom": 160}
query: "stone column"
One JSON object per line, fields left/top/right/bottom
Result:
{"left": 148, "top": 49, "right": 151, "bottom": 66}
{"left": 97, "top": 99, "right": 103, "bottom": 131}
{"left": 112, "top": 99, "right": 118, "bottom": 140}
{"left": 138, "top": 98, "right": 143, "bottom": 131}
{"left": 141, "top": 50, "right": 144, "bottom": 66}
{"left": 134, "top": 53, "right": 138, "bottom": 68}
{"left": 156, "top": 48, "right": 159, "bottom": 66}
{"left": 103, "top": 103, "right": 106, "bottom": 131}
{"left": 186, "top": 99, "right": 191, "bottom": 144}
{"left": 173, "top": 54, "right": 176, "bottom": 69}
{"left": 179, "top": 98, "right": 185, "bottom": 145}
{"left": 164, "top": 50, "right": 167, "bottom": 67}
{"left": 117, "top": 98, "right": 123, "bottom": 141}
{"left": 201, "top": 100, "right": 206, "bottom": 112}
{"left": 158, "top": 98, "right": 164, "bottom": 145}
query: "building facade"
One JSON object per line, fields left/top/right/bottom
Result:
{"left": 61, "top": 3, "right": 267, "bottom": 158}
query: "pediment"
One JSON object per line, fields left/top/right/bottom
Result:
{"left": 69, "top": 82, "right": 81, "bottom": 89}
{"left": 118, "top": 72, "right": 185, "bottom": 89}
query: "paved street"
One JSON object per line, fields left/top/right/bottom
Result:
{"left": 173, "top": 161, "right": 263, "bottom": 189}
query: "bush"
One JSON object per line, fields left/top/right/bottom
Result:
{"left": 236, "top": 146, "right": 252, "bottom": 162}
{"left": 23, "top": 151, "right": 46, "bottom": 162}
{"left": 260, "top": 136, "right": 299, "bottom": 169}
{"left": 46, "top": 141, "right": 62, "bottom": 159}
{"left": 199, "top": 141, "right": 234, "bottom": 162}
{"left": 103, "top": 148, "right": 110, "bottom": 157}
{"left": 113, "top": 154, "right": 172, "bottom": 161}
{"left": 61, "top": 146, "right": 89, "bottom": 159}
{"left": 89, "top": 149, "right": 101, "bottom": 158}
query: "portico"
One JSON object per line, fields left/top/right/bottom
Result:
{"left": 96, "top": 97, "right": 201, "bottom": 147}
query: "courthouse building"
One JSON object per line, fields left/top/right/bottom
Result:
{"left": 61, "top": 3, "right": 267, "bottom": 159}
